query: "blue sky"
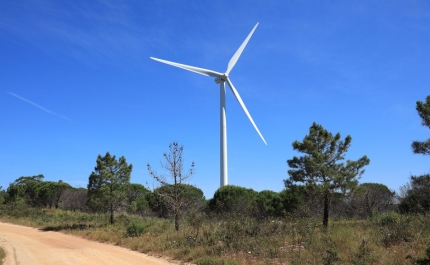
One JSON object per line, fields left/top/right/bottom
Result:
{"left": 1, "top": 0, "right": 429, "bottom": 198}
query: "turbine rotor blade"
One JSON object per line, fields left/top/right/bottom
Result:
{"left": 150, "top": 57, "right": 223, "bottom": 78}
{"left": 225, "top": 77, "right": 267, "bottom": 145}
{"left": 225, "top": 23, "right": 259, "bottom": 75}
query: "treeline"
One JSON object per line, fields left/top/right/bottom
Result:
{"left": 1, "top": 95, "right": 429, "bottom": 230}
{"left": 1, "top": 175, "right": 87, "bottom": 211}
{"left": 0, "top": 172, "right": 428, "bottom": 225}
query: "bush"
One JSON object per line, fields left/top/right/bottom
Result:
{"left": 379, "top": 212, "right": 400, "bottom": 225}
{"left": 376, "top": 213, "right": 413, "bottom": 246}
{"left": 399, "top": 174, "right": 430, "bottom": 215}
{"left": 125, "top": 219, "right": 147, "bottom": 237}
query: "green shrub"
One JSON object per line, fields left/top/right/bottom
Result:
{"left": 376, "top": 213, "right": 413, "bottom": 246}
{"left": 126, "top": 219, "right": 147, "bottom": 237}
{"left": 399, "top": 174, "right": 430, "bottom": 215}
{"left": 379, "top": 212, "right": 400, "bottom": 225}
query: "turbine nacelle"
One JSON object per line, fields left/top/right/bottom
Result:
{"left": 215, "top": 75, "right": 227, "bottom": 84}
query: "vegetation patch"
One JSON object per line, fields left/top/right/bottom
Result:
{"left": 125, "top": 218, "right": 150, "bottom": 237}
{"left": 1, "top": 206, "right": 430, "bottom": 264}
{"left": 0, "top": 247, "right": 5, "bottom": 265}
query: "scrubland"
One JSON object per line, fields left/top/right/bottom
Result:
{"left": 1, "top": 206, "right": 429, "bottom": 265}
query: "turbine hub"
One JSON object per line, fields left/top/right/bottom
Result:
{"left": 215, "top": 74, "right": 227, "bottom": 84}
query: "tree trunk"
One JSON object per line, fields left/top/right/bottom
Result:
{"left": 110, "top": 203, "right": 115, "bottom": 224}
{"left": 323, "top": 191, "right": 329, "bottom": 229}
{"left": 174, "top": 211, "right": 179, "bottom": 231}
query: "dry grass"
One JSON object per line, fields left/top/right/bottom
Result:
{"left": 1, "top": 206, "right": 430, "bottom": 264}
{"left": 0, "top": 247, "right": 5, "bottom": 265}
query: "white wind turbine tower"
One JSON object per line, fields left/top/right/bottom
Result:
{"left": 150, "top": 23, "right": 266, "bottom": 187}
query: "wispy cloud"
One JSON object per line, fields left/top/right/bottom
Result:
{"left": 8, "top": 92, "right": 73, "bottom": 121}
{"left": 0, "top": 1, "right": 168, "bottom": 67}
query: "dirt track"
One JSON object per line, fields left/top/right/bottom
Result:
{"left": 0, "top": 222, "right": 174, "bottom": 265}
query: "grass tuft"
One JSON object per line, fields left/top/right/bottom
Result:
{"left": 0, "top": 247, "right": 6, "bottom": 265}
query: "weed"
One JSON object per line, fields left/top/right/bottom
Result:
{"left": 407, "top": 243, "right": 430, "bottom": 265}
{"left": 352, "top": 239, "right": 375, "bottom": 265}
{"left": 324, "top": 248, "right": 339, "bottom": 265}
{"left": 194, "top": 256, "right": 241, "bottom": 265}
{"left": 0, "top": 247, "right": 5, "bottom": 265}
{"left": 322, "top": 238, "right": 340, "bottom": 265}
{"left": 187, "top": 212, "right": 205, "bottom": 238}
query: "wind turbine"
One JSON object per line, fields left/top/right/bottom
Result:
{"left": 150, "top": 23, "right": 266, "bottom": 187}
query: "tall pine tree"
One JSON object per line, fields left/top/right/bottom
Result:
{"left": 88, "top": 152, "right": 132, "bottom": 224}
{"left": 285, "top": 122, "right": 370, "bottom": 228}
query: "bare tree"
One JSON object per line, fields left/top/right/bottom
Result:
{"left": 348, "top": 183, "right": 395, "bottom": 218}
{"left": 147, "top": 142, "right": 196, "bottom": 231}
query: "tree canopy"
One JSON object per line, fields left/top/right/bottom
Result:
{"left": 149, "top": 183, "right": 204, "bottom": 218}
{"left": 208, "top": 185, "right": 258, "bottom": 215}
{"left": 5, "top": 174, "right": 45, "bottom": 206}
{"left": 126, "top": 183, "right": 151, "bottom": 215}
{"left": 256, "top": 190, "right": 283, "bottom": 217}
{"left": 412, "top": 95, "right": 430, "bottom": 155}
{"left": 36, "top": 181, "right": 71, "bottom": 209}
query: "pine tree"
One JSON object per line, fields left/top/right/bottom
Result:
{"left": 88, "top": 152, "right": 132, "bottom": 224}
{"left": 285, "top": 122, "right": 370, "bottom": 228}
{"left": 412, "top": 95, "right": 430, "bottom": 155}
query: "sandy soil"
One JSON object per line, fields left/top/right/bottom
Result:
{"left": 0, "top": 222, "right": 175, "bottom": 265}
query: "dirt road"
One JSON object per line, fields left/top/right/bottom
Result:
{"left": 0, "top": 222, "right": 174, "bottom": 265}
